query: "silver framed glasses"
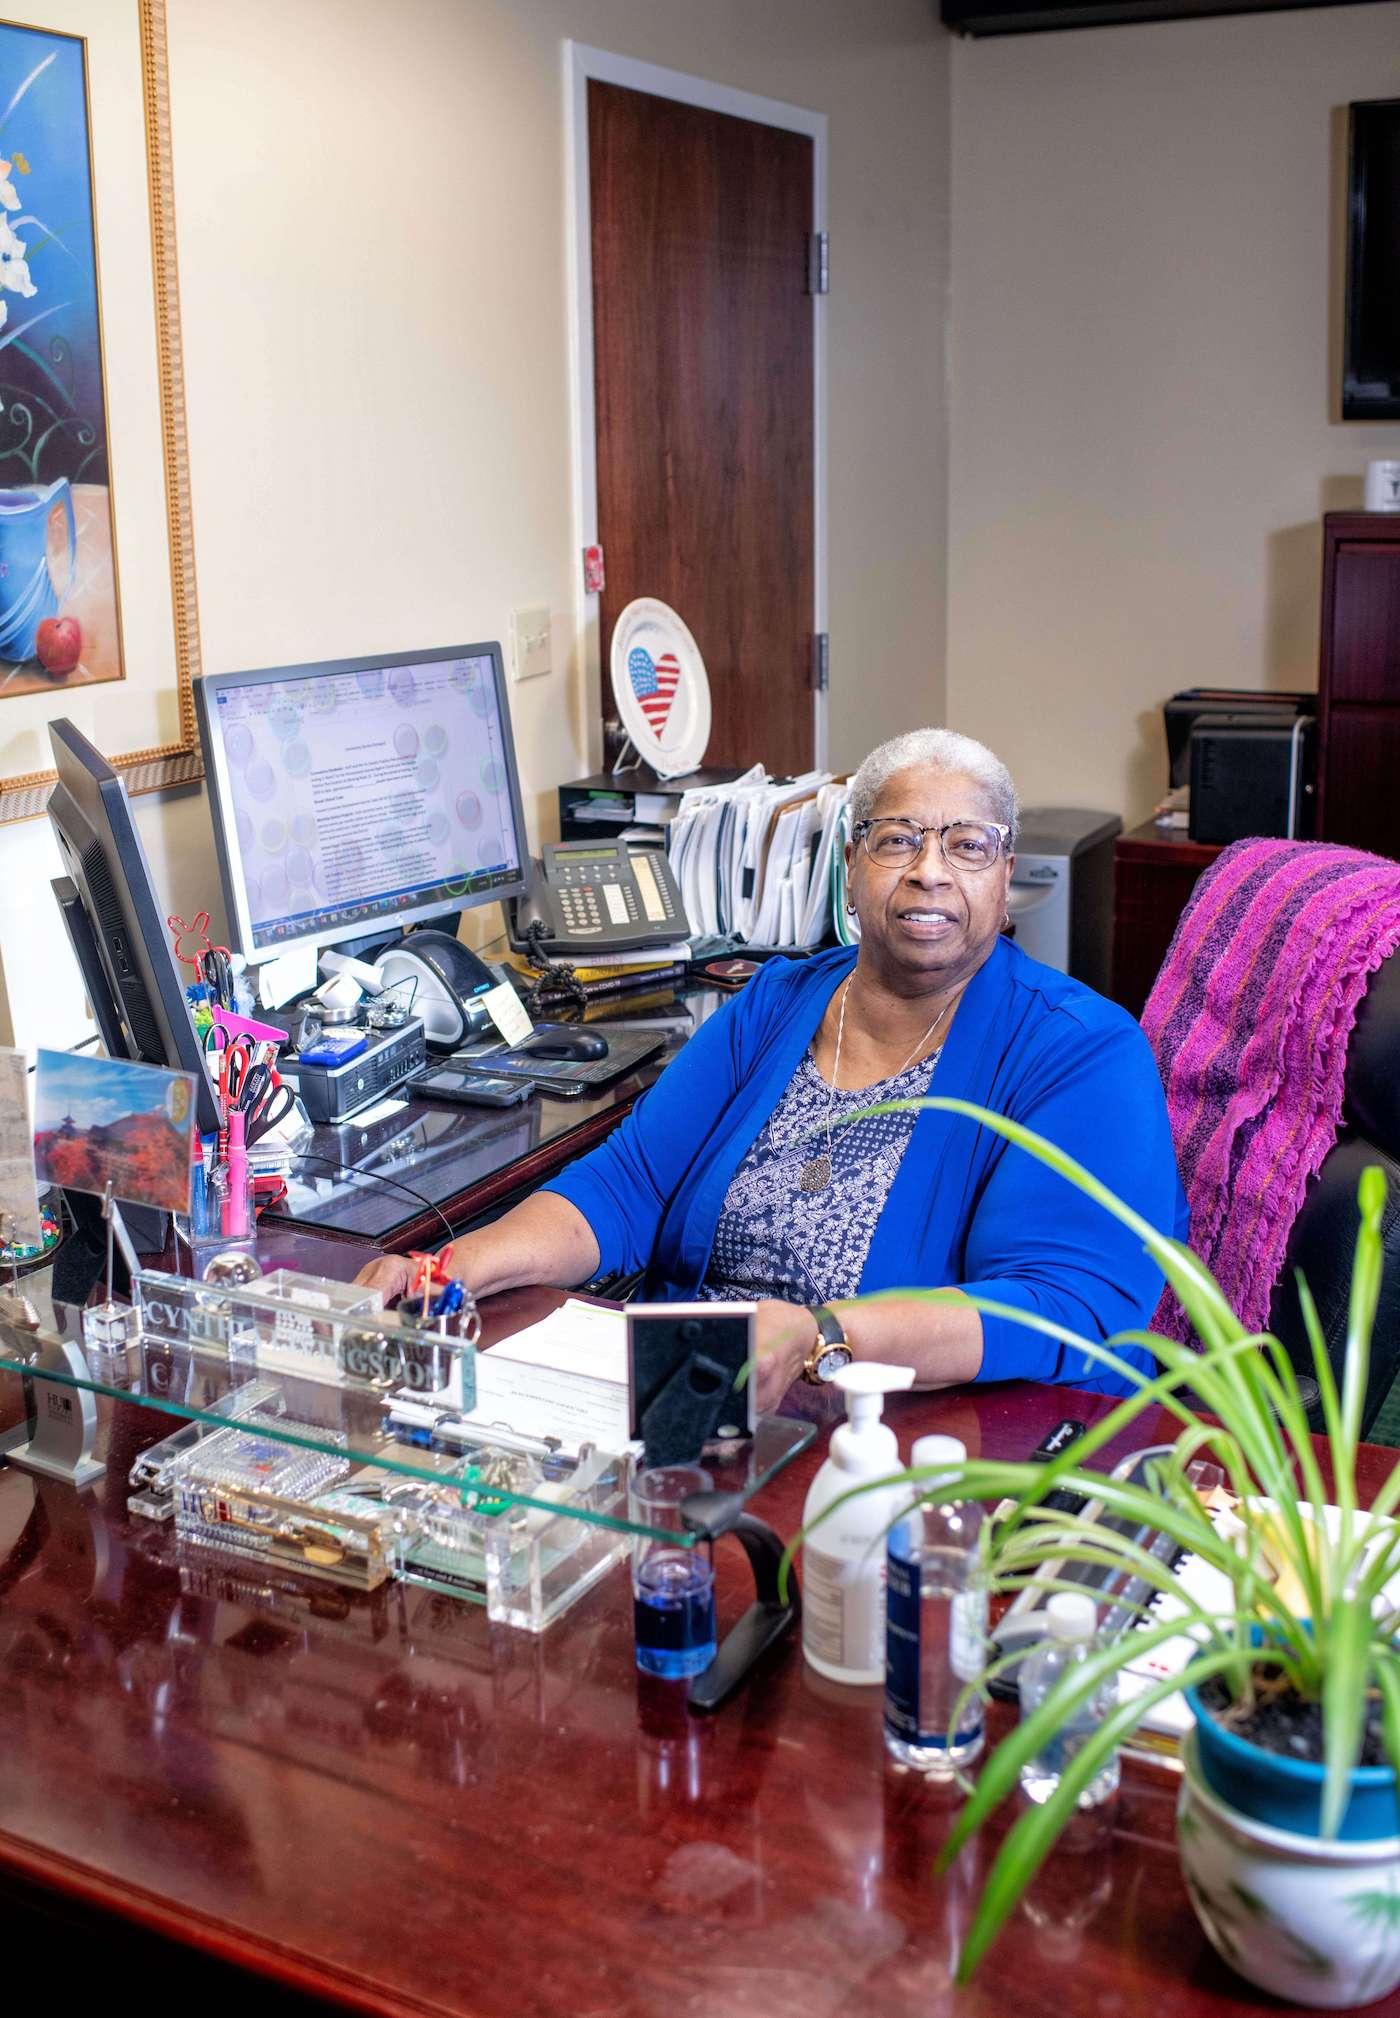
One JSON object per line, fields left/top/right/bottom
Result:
{"left": 852, "top": 817, "right": 1011, "bottom": 873}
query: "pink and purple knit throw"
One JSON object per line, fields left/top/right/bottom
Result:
{"left": 1141, "top": 837, "right": 1400, "bottom": 1347}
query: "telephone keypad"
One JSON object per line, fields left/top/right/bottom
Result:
{"left": 541, "top": 842, "right": 683, "bottom": 950}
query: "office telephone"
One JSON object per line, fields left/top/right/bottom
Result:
{"left": 509, "top": 840, "right": 688, "bottom": 956}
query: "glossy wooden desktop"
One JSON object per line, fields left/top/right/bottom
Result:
{"left": 4, "top": 1289, "right": 1397, "bottom": 2018}
{"left": 259, "top": 995, "right": 702, "bottom": 1253}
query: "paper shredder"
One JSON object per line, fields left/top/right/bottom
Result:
{"left": 1008, "top": 808, "right": 1122, "bottom": 996}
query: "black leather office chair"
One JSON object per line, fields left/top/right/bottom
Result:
{"left": 1268, "top": 951, "right": 1400, "bottom": 1438}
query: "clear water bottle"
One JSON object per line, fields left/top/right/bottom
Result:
{"left": 884, "top": 1435, "right": 988, "bottom": 1774}
{"left": 1017, "top": 1592, "right": 1121, "bottom": 1808}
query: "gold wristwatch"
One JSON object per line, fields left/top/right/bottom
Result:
{"left": 802, "top": 1305, "right": 854, "bottom": 1384}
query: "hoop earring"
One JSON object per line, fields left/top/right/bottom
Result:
{"left": 845, "top": 900, "right": 857, "bottom": 916}
{"left": 1002, "top": 911, "right": 1011, "bottom": 931}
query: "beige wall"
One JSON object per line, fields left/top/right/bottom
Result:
{"left": 948, "top": 3, "right": 1400, "bottom": 827}
{"left": 0, "top": 0, "right": 951, "bottom": 1054}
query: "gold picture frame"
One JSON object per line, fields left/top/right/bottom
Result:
{"left": 0, "top": 0, "right": 201, "bottom": 823}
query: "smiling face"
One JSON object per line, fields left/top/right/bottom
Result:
{"left": 846, "top": 763, "right": 1014, "bottom": 994}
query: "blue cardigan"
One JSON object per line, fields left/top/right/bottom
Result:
{"left": 543, "top": 940, "right": 1188, "bottom": 1395}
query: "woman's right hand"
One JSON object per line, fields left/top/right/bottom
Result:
{"left": 352, "top": 1252, "right": 421, "bottom": 1305}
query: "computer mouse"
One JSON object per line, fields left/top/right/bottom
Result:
{"left": 524, "top": 1026, "right": 609, "bottom": 1061}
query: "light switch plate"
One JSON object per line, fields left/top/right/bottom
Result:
{"left": 510, "top": 605, "right": 551, "bottom": 682}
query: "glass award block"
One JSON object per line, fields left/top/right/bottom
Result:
{"left": 127, "top": 1373, "right": 286, "bottom": 1521}
{"left": 168, "top": 1424, "right": 394, "bottom": 1590}
{"left": 482, "top": 1443, "right": 633, "bottom": 1633}
{"left": 387, "top": 1441, "right": 632, "bottom": 1629}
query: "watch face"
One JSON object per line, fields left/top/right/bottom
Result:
{"left": 815, "top": 1344, "right": 854, "bottom": 1382}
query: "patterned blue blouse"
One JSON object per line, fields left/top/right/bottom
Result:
{"left": 699, "top": 1046, "right": 941, "bottom": 1307}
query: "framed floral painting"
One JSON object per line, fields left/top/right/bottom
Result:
{"left": 0, "top": 0, "right": 201, "bottom": 822}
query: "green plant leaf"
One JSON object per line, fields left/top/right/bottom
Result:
{"left": 1373, "top": 1655, "right": 1400, "bottom": 1836}
{"left": 813, "top": 1100, "right": 1395, "bottom": 1972}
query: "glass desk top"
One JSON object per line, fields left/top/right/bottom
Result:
{"left": 0, "top": 1268, "right": 812, "bottom": 1544}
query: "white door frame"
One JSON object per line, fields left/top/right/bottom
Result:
{"left": 565, "top": 42, "right": 829, "bottom": 773}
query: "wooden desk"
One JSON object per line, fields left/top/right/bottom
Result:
{"left": 3, "top": 1300, "right": 1394, "bottom": 2018}
{"left": 1112, "top": 822, "right": 1224, "bottom": 1018}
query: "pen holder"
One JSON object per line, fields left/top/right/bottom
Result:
{"left": 399, "top": 1285, "right": 481, "bottom": 1343}
{"left": 175, "top": 1160, "right": 255, "bottom": 1262}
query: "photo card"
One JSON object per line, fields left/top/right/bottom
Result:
{"left": 33, "top": 1050, "right": 196, "bottom": 1215}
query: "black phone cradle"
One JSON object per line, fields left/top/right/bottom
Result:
{"left": 679, "top": 1487, "right": 801, "bottom": 1714}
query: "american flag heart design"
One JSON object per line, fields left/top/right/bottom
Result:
{"left": 628, "top": 646, "right": 681, "bottom": 738}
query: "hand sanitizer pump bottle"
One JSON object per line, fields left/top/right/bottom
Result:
{"left": 801, "top": 1363, "right": 916, "bottom": 1685}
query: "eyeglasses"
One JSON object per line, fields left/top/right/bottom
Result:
{"left": 853, "top": 817, "right": 1011, "bottom": 873}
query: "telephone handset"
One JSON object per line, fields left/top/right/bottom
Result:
{"left": 510, "top": 840, "right": 689, "bottom": 956}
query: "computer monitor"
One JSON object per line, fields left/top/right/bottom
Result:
{"left": 47, "top": 719, "right": 221, "bottom": 1133}
{"left": 195, "top": 643, "right": 531, "bottom": 963}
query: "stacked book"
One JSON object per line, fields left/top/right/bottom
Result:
{"left": 502, "top": 939, "right": 692, "bottom": 1009}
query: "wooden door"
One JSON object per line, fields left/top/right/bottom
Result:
{"left": 589, "top": 81, "right": 815, "bottom": 774}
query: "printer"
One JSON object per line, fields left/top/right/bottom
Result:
{"left": 1163, "top": 689, "right": 1316, "bottom": 847}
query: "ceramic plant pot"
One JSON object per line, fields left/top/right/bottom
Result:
{"left": 1177, "top": 1730, "right": 1400, "bottom": 2009}
{"left": 1187, "top": 1677, "right": 1400, "bottom": 1841}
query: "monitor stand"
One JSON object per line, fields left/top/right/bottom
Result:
{"left": 332, "top": 911, "right": 461, "bottom": 966}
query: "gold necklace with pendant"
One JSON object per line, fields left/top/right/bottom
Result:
{"left": 799, "top": 977, "right": 960, "bottom": 1194}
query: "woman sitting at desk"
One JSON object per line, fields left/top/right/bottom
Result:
{"left": 357, "top": 729, "right": 1186, "bottom": 1414}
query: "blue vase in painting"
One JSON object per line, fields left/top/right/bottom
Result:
{"left": 0, "top": 477, "right": 76, "bottom": 662}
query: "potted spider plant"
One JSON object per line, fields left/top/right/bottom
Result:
{"left": 824, "top": 1095, "right": 1400, "bottom": 2009}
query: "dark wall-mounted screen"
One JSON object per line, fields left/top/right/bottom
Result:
{"left": 1344, "top": 99, "right": 1400, "bottom": 422}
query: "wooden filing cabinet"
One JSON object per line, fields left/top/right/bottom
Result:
{"left": 1318, "top": 513, "right": 1400, "bottom": 860}
{"left": 1111, "top": 822, "right": 1224, "bottom": 1019}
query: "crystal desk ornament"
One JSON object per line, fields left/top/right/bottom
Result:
{"left": 127, "top": 1374, "right": 285, "bottom": 1522}
{"left": 169, "top": 1427, "right": 392, "bottom": 1590}
{"left": 2, "top": 1331, "right": 103, "bottom": 1487}
{"left": 395, "top": 1440, "right": 635, "bottom": 1631}
{"left": 201, "top": 1250, "right": 264, "bottom": 1290}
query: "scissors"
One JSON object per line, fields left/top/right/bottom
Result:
{"left": 230, "top": 1058, "right": 297, "bottom": 1143}
{"left": 245, "top": 1083, "right": 297, "bottom": 1147}
{"left": 206, "top": 1033, "right": 255, "bottom": 1112}
{"left": 199, "top": 946, "right": 235, "bottom": 1010}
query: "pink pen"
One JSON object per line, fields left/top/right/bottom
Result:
{"left": 224, "top": 1106, "right": 250, "bottom": 1238}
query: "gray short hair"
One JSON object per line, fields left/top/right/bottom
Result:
{"left": 848, "top": 729, "right": 1019, "bottom": 844}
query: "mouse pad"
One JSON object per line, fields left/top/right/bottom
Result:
{"left": 453, "top": 1027, "right": 666, "bottom": 1086}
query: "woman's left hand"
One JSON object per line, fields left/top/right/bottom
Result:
{"left": 752, "top": 1299, "right": 819, "bottom": 1415}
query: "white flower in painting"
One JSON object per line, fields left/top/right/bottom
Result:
{"left": 0, "top": 213, "right": 35, "bottom": 297}
{"left": 0, "top": 160, "right": 19, "bottom": 211}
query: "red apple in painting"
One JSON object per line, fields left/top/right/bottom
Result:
{"left": 36, "top": 615, "right": 81, "bottom": 676}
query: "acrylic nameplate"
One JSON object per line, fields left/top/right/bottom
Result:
{"left": 132, "top": 1267, "right": 475, "bottom": 1408}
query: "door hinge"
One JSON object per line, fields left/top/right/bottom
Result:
{"left": 811, "top": 633, "right": 829, "bottom": 693}
{"left": 806, "top": 231, "right": 829, "bottom": 296}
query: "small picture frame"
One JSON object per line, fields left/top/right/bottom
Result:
{"left": 627, "top": 1301, "right": 756, "bottom": 1468}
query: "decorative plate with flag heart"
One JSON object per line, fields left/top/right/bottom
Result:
{"left": 609, "top": 598, "right": 711, "bottom": 779}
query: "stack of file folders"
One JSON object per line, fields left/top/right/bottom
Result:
{"left": 666, "top": 765, "right": 858, "bottom": 951}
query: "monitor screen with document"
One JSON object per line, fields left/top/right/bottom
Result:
{"left": 196, "top": 643, "right": 530, "bottom": 962}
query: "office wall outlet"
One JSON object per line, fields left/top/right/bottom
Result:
{"left": 510, "top": 605, "right": 552, "bottom": 682}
